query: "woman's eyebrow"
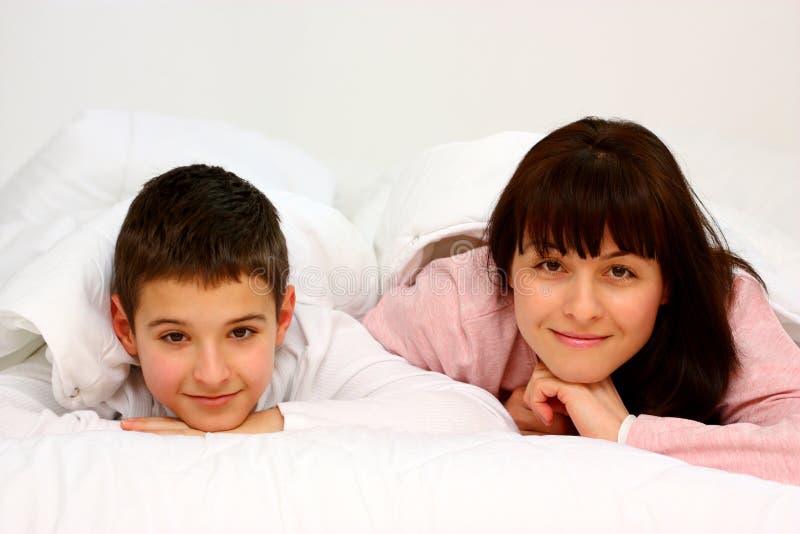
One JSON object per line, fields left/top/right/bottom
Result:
{"left": 522, "top": 241, "right": 633, "bottom": 260}
{"left": 600, "top": 250, "right": 630, "bottom": 260}
{"left": 523, "top": 242, "right": 560, "bottom": 253}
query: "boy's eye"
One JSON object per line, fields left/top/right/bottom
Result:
{"left": 162, "top": 332, "right": 186, "bottom": 344}
{"left": 230, "top": 327, "right": 253, "bottom": 339}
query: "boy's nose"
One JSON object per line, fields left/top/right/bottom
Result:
{"left": 193, "top": 345, "right": 232, "bottom": 385}
{"left": 562, "top": 277, "right": 604, "bottom": 322}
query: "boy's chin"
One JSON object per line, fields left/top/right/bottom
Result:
{"left": 178, "top": 411, "right": 249, "bottom": 433}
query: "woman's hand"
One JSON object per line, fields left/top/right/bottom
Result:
{"left": 523, "top": 362, "right": 629, "bottom": 441}
{"left": 120, "top": 407, "right": 285, "bottom": 435}
{"left": 504, "top": 387, "right": 576, "bottom": 435}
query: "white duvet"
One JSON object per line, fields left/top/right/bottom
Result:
{"left": 2, "top": 428, "right": 799, "bottom": 533}
{"left": 1, "top": 112, "right": 798, "bottom": 532}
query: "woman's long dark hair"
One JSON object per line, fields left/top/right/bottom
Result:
{"left": 486, "top": 117, "right": 763, "bottom": 423}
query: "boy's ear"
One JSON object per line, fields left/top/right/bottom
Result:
{"left": 274, "top": 285, "right": 296, "bottom": 347}
{"left": 111, "top": 294, "right": 138, "bottom": 357}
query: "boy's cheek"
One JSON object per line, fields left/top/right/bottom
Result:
{"left": 250, "top": 351, "right": 275, "bottom": 397}
{"left": 139, "top": 355, "right": 183, "bottom": 399}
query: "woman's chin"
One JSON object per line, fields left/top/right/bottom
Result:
{"left": 547, "top": 365, "right": 608, "bottom": 384}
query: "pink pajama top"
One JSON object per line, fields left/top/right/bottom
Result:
{"left": 363, "top": 247, "right": 800, "bottom": 485}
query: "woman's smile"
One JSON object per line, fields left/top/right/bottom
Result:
{"left": 550, "top": 329, "right": 610, "bottom": 348}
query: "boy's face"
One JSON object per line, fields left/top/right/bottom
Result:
{"left": 112, "top": 275, "right": 294, "bottom": 432}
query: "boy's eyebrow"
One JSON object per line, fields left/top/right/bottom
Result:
{"left": 147, "top": 318, "right": 186, "bottom": 329}
{"left": 146, "top": 314, "right": 268, "bottom": 329}
{"left": 226, "top": 313, "right": 268, "bottom": 325}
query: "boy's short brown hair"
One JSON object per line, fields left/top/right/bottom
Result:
{"left": 112, "top": 164, "right": 288, "bottom": 328}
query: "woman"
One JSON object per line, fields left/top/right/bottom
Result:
{"left": 363, "top": 117, "right": 800, "bottom": 485}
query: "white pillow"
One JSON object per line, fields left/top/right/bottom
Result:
{"left": 372, "top": 131, "right": 543, "bottom": 287}
{"left": 0, "top": 189, "right": 377, "bottom": 410}
{"left": 2, "top": 109, "right": 336, "bottom": 218}
{"left": 0, "top": 109, "right": 335, "bottom": 284}
{"left": 371, "top": 131, "right": 800, "bottom": 342}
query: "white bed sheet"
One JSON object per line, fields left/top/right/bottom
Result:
{"left": 1, "top": 428, "right": 798, "bottom": 533}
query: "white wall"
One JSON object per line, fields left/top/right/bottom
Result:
{"left": 1, "top": 0, "right": 798, "bottom": 216}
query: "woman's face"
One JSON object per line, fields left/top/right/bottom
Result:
{"left": 509, "top": 232, "right": 667, "bottom": 383}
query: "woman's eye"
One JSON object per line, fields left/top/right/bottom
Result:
{"left": 230, "top": 327, "right": 253, "bottom": 339}
{"left": 540, "top": 260, "right": 563, "bottom": 272}
{"left": 162, "top": 332, "right": 186, "bottom": 344}
{"left": 609, "top": 266, "right": 635, "bottom": 279}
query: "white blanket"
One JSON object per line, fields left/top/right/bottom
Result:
{"left": 1, "top": 428, "right": 798, "bottom": 533}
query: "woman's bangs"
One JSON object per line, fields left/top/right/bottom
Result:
{"left": 519, "top": 158, "right": 664, "bottom": 260}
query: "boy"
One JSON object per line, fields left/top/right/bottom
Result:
{"left": 0, "top": 165, "right": 514, "bottom": 436}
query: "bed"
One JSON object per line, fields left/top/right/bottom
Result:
{"left": 1, "top": 110, "right": 799, "bottom": 532}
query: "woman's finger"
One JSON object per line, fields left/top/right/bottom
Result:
{"left": 528, "top": 376, "right": 572, "bottom": 425}
{"left": 549, "top": 398, "right": 569, "bottom": 416}
{"left": 505, "top": 387, "right": 575, "bottom": 435}
{"left": 525, "top": 361, "right": 556, "bottom": 405}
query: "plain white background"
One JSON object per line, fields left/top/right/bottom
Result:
{"left": 1, "top": 0, "right": 798, "bottom": 216}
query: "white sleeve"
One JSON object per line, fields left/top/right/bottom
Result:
{"left": 0, "top": 348, "right": 121, "bottom": 437}
{"left": 617, "top": 414, "right": 637, "bottom": 444}
{"left": 277, "top": 308, "right": 517, "bottom": 434}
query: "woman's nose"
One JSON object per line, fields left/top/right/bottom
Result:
{"left": 562, "top": 277, "right": 604, "bottom": 322}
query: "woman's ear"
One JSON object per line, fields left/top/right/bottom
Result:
{"left": 274, "top": 285, "right": 296, "bottom": 347}
{"left": 111, "top": 294, "right": 138, "bottom": 357}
